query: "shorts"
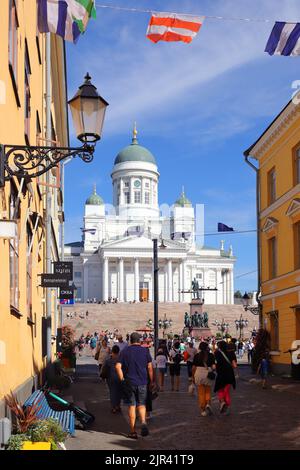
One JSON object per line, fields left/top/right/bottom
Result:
{"left": 158, "top": 367, "right": 167, "bottom": 375}
{"left": 123, "top": 384, "right": 148, "bottom": 407}
{"left": 169, "top": 364, "right": 181, "bottom": 376}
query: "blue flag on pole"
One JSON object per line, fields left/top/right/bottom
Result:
{"left": 218, "top": 223, "right": 234, "bottom": 232}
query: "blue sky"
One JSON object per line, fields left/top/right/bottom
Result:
{"left": 64, "top": 0, "right": 300, "bottom": 293}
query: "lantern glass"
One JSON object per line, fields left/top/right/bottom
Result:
{"left": 68, "top": 74, "right": 109, "bottom": 144}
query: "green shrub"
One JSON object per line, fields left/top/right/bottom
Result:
{"left": 7, "top": 433, "right": 29, "bottom": 450}
{"left": 29, "top": 418, "right": 67, "bottom": 443}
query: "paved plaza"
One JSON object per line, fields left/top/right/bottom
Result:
{"left": 65, "top": 355, "right": 300, "bottom": 451}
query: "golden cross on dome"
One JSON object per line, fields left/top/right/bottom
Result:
{"left": 132, "top": 122, "right": 138, "bottom": 143}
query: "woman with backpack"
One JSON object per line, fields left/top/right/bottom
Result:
{"left": 214, "top": 340, "right": 238, "bottom": 415}
{"left": 102, "top": 345, "right": 121, "bottom": 413}
{"left": 192, "top": 342, "right": 216, "bottom": 417}
{"left": 169, "top": 342, "right": 182, "bottom": 391}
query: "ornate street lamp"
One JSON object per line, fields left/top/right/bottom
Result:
{"left": 235, "top": 314, "right": 249, "bottom": 340}
{"left": 0, "top": 74, "right": 108, "bottom": 187}
{"left": 212, "top": 318, "right": 229, "bottom": 338}
{"left": 242, "top": 291, "right": 260, "bottom": 316}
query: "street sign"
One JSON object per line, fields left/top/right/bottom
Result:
{"left": 53, "top": 261, "right": 73, "bottom": 280}
{"left": 59, "top": 298, "right": 74, "bottom": 305}
{"left": 41, "top": 274, "right": 69, "bottom": 288}
{"left": 59, "top": 287, "right": 74, "bottom": 300}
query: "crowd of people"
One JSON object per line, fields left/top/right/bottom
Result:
{"left": 71, "top": 329, "right": 267, "bottom": 439}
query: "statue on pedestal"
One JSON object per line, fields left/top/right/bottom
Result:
{"left": 198, "top": 312, "right": 204, "bottom": 328}
{"left": 192, "top": 278, "right": 200, "bottom": 299}
{"left": 203, "top": 312, "right": 209, "bottom": 328}
{"left": 184, "top": 312, "right": 190, "bottom": 328}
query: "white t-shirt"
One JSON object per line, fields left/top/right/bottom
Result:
{"left": 156, "top": 354, "right": 167, "bottom": 369}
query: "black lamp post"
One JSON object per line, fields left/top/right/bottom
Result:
{"left": 153, "top": 237, "right": 167, "bottom": 357}
{"left": 0, "top": 74, "right": 108, "bottom": 187}
{"left": 242, "top": 291, "right": 260, "bottom": 316}
{"left": 212, "top": 318, "right": 229, "bottom": 338}
{"left": 235, "top": 314, "right": 249, "bottom": 340}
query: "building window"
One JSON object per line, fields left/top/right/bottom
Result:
{"left": 124, "top": 181, "right": 129, "bottom": 188}
{"left": 145, "top": 181, "right": 150, "bottom": 188}
{"left": 26, "top": 223, "right": 33, "bottom": 319}
{"left": 269, "top": 311, "right": 279, "bottom": 350}
{"left": 196, "top": 273, "right": 202, "bottom": 280}
{"left": 268, "top": 167, "right": 276, "bottom": 205}
{"left": 268, "top": 236, "right": 277, "bottom": 279}
{"left": 75, "top": 287, "right": 82, "bottom": 301}
{"left": 124, "top": 191, "right": 130, "bottom": 204}
{"left": 74, "top": 272, "right": 82, "bottom": 279}
{"left": 294, "top": 221, "right": 300, "bottom": 269}
{"left": 294, "top": 148, "right": 300, "bottom": 185}
{"left": 8, "top": 0, "right": 20, "bottom": 106}
{"left": 134, "top": 191, "right": 141, "bottom": 203}
{"left": 144, "top": 191, "right": 150, "bottom": 204}
{"left": 24, "top": 40, "right": 31, "bottom": 140}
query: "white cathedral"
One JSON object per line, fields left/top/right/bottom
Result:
{"left": 65, "top": 127, "right": 236, "bottom": 304}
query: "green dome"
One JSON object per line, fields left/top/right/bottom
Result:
{"left": 114, "top": 127, "right": 156, "bottom": 165}
{"left": 175, "top": 189, "right": 192, "bottom": 207}
{"left": 86, "top": 185, "right": 103, "bottom": 205}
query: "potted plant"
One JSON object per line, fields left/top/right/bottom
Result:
{"left": 5, "top": 393, "right": 67, "bottom": 450}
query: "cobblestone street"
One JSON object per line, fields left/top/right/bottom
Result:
{"left": 65, "top": 356, "right": 300, "bottom": 450}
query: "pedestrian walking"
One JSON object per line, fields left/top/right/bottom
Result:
{"left": 169, "top": 342, "right": 182, "bottom": 392}
{"left": 214, "top": 340, "right": 237, "bottom": 415}
{"left": 95, "top": 339, "right": 110, "bottom": 376}
{"left": 103, "top": 345, "right": 122, "bottom": 413}
{"left": 192, "top": 342, "right": 216, "bottom": 417}
{"left": 257, "top": 351, "right": 270, "bottom": 389}
{"left": 156, "top": 348, "right": 167, "bottom": 391}
{"left": 115, "top": 332, "right": 154, "bottom": 439}
{"left": 114, "top": 335, "right": 128, "bottom": 353}
{"left": 185, "top": 342, "right": 197, "bottom": 382}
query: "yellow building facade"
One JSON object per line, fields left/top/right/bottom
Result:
{"left": 245, "top": 97, "right": 300, "bottom": 374}
{"left": 0, "top": 0, "right": 68, "bottom": 416}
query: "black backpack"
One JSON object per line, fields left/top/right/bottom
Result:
{"left": 173, "top": 350, "right": 182, "bottom": 364}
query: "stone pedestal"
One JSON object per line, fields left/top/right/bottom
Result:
{"left": 187, "top": 299, "right": 212, "bottom": 338}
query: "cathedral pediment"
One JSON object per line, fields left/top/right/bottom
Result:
{"left": 100, "top": 235, "right": 187, "bottom": 251}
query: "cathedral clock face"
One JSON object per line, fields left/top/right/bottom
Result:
{"left": 134, "top": 180, "right": 141, "bottom": 188}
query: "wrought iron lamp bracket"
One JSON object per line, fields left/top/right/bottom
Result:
{"left": 243, "top": 305, "right": 260, "bottom": 316}
{"left": 0, "top": 143, "right": 95, "bottom": 186}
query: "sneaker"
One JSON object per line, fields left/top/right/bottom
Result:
{"left": 205, "top": 404, "right": 213, "bottom": 416}
{"left": 201, "top": 410, "right": 208, "bottom": 417}
{"left": 141, "top": 424, "right": 149, "bottom": 437}
{"left": 220, "top": 402, "right": 227, "bottom": 414}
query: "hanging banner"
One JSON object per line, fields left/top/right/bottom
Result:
{"left": 53, "top": 261, "right": 73, "bottom": 280}
{"left": 41, "top": 274, "right": 69, "bottom": 288}
{"left": 59, "top": 287, "right": 74, "bottom": 300}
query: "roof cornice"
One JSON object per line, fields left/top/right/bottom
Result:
{"left": 244, "top": 99, "right": 300, "bottom": 160}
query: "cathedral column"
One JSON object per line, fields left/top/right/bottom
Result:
{"left": 103, "top": 257, "right": 109, "bottom": 301}
{"left": 134, "top": 258, "right": 139, "bottom": 302}
{"left": 120, "top": 178, "right": 124, "bottom": 205}
{"left": 83, "top": 260, "right": 88, "bottom": 302}
{"left": 118, "top": 257, "right": 124, "bottom": 302}
{"left": 230, "top": 269, "right": 234, "bottom": 304}
{"left": 167, "top": 259, "right": 173, "bottom": 302}
{"left": 216, "top": 269, "right": 223, "bottom": 305}
{"left": 225, "top": 270, "right": 229, "bottom": 304}
{"left": 179, "top": 261, "right": 183, "bottom": 303}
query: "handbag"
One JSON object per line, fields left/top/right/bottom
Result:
{"left": 100, "top": 362, "right": 109, "bottom": 379}
{"left": 204, "top": 361, "right": 216, "bottom": 381}
{"left": 94, "top": 350, "right": 100, "bottom": 361}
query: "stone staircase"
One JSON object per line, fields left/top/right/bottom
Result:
{"left": 62, "top": 302, "right": 259, "bottom": 339}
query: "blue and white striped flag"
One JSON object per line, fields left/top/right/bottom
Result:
{"left": 265, "top": 22, "right": 300, "bottom": 56}
{"left": 37, "top": 0, "right": 96, "bottom": 43}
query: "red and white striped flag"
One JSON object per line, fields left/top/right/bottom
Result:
{"left": 146, "top": 12, "right": 205, "bottom": 44}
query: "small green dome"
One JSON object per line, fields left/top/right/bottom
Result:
{"left": 114, "top": 126, "right": 156, "bottom": 165}
{"left": 86, "top": 185, "right": 103, "bottom": 205}
{"left": 175, "top": 189, "right": 192, "bottom": 207}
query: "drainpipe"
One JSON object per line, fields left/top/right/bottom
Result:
{"left": 46, "top": 33, "right": 52, "bottom": 363}
{"left": 244, "top": 152, "right": 263, "bottom": 328}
